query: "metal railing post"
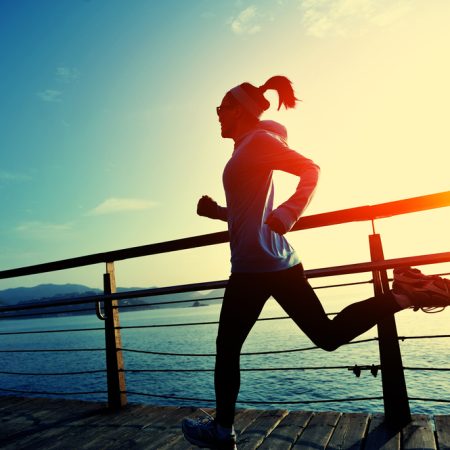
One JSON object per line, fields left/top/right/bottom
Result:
{"left": 369, "top": 232, "right": 411, "bottom": 427}
{"left": 103, "top": 261, "right": 127, "bottom": 408}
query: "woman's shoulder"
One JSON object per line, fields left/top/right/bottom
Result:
{"left": 247, "top": 127, "right": 288, "bottom": 150}
{"left": 257, "top": 120, "right": 288, "bottom": 140}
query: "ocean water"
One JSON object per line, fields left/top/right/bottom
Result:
{"left": 1, "top": 291, "right": 449, "bottom": 416}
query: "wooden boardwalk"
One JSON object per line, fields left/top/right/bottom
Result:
{"left": 1, "top": 396, "right": 449, "bottom": 449}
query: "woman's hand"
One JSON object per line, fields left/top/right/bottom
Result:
{"left": 265, "top": 213, "right": 287, "bottom": 235}
{"left": 197, "top": 195, "right": 218, "bottom": 218}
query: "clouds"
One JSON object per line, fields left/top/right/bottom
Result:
{"left": 12, "top": 197, "right": 156, "bottom": 243}
{"left": 15, "top": 221, "right": 73, "bottom": 240}
{"left": 56, "top": 66, "right": 79, "bottom": 83}
{"left": 370, "top": 2, "right": 412, "bottom": 27}
{"left": 230, "top": 6, "right": 262, "bottom": 35}
{"left": 226, "top": 1, "right": 412, "bottom": 38}
{"left": 36, "top": 89, "right": 63, "bottom": 103}
{"left": 36, "top": 65, "right": 79, "bottom": 103}
{"left": 88, "top": 197, "right": 157, "bottom": 216}
{"left": 16, "top": 221, "right": 72, "bottom": 233}
{"left": 13, "top": 197, "right": 156, "bottom": 241}
{"left": 298, "top": 0, "right": 413, "bottom": 38}
{"left": 0, "top": 170, "right": 30, "bottom": 182}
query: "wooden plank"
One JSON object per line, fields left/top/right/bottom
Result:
{"left": 371, "top": 233, "right": 411, "bottom": 429}
{"left": 364, "top": 414, "right": 400, "bottom": 450}
{"left": 10, "top": 402, "right": 121, "bottom": 450}
{"left": 236, "top": 409, "right": 288, "bottom": 450}
{"left": 81, "top": 405, "right": 188, "bottom": 450}
{"left": 123, "top": 406, "right": 202, "bottom": 450}
{"left": 7, "top": 404, "right": 146, "bottom": 449}
{"left": 18, "top": 404, "right": 179, "bottom": 450}
{"left": 402, "top": 414, "right": 436, "bottom": 450}
{"left": 258, "top": 410, "right": 313, "bottom": 450}
{"left": 156, "top": 407, "right": 265, "bottom": 450}
{"left": 31, "top": 409, "right": 125, "bottom": 450}
{"left": 64, "top": 403, "right": 165, "bottom": 450}
{"left": 435, "top": 415, "right": 450, "bottom": 450}
{"left": 0, "top": 396, "right": 36, "bottom": 411}
{"left": 104, "top": 263, "right": 127, "bottom": 408}
{"left": 234, "top": 408, "right": 265, "bottom": 435}
{"left": 327, "top": 412, "right": 370, "bottom": 450}
{"left": 0, "top": 406, "right": 41, "bottom": 442}
{"left": 0, "top": 396, "right": 64, "bottom": 419}
{"left": 434, "top": 415, "right": 450, "bottom": 450}
{"left": 162, "top": 407, "right": 228, "bottom": 450}
{"left": 0, "top": 398, "right": 448, "bottom": 450}
{"left": 0, "top": 397, "right": 84, "bottom": 442}
{"left": 1, "top": 398, "right": 105, "bottom": 449}
{"left": 292, "top": 411, "right": 341, "bottom": 449}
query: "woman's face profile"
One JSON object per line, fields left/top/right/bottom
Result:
{"left": 217, "top": 93, "right": 239, "bottom": 139}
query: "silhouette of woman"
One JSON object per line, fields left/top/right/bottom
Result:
{"left": 181, "top": 76, "right": 448, "bottom": 450}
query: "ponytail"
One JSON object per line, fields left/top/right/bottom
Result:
{"left": 259, "top": 76, "right": 298, "bottom": 111}
{"left": 228, "top": 75, "right": 298, "bottom": 118}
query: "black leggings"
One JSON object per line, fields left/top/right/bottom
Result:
{"left": 214, "top": 263, "right": 401, "bottom": 427}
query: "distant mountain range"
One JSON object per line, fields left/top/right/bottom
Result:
{"left": 0, "top": 283, "right": 224, "bottom": 317}
{"left": 0, "top": 283, "right": 101, "bottom": 305}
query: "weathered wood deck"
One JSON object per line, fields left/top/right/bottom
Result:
{"left": 1, "top": 396, "right": 449, "bottom": 449}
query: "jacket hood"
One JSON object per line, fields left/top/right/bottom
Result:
{"left": 256, "top": 120, "right": 287, "bottom": 141}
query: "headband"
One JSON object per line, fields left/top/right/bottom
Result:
{"left": 229, "top": 85, "right": 264, "bottom": 117}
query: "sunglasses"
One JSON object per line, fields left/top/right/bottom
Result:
{"left": 216, "top": 104, "right": 235, "bottom": 115}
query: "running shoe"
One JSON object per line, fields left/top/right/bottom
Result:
{"left": 181, "top": 410, "right": 237, "bottom": 449}
{"left": 393, "top": 266, "right": 450, "bottom": 312}
{"left": 393, "top": 267, "right": 434, "bottom": 285}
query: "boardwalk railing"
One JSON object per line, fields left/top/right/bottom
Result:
{"left": 1, "top": 190, "right": 450, "bottom": 428}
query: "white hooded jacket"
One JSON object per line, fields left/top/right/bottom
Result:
{"left": 215, "top": 120, "right": 320, "bottom": 273}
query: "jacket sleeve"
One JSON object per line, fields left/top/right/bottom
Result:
{"left": 201, "top": 203, "right": 228, "bottom": 222}
{"left": 215, "top": 205, "right": 228, "bottom": 222}
{"left": 254, "top": 133, "right": 320, "bottom": 233}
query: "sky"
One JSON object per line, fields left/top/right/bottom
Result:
{"left": 1, "top": 0, "right": 450, "bottom": 291}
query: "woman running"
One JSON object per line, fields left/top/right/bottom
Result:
{"left": 181, "top": 75, "right": 450, "bottom": 450}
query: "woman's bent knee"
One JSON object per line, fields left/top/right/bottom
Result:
{"left": 216, "top": 335, "right": 243, "bottom": 357}
{"left": 313, "top": 337, "right": 340, "bottom": 352}
{"left": 321, "top": 342, "right": 340, "bottom": 352}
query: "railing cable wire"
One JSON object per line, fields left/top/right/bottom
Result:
{"left": 0, "top": 307, "right": 97, "bottom": 320}
{"left": 123, "top": 365, "right": 363, "bottom": 373}
{"left": 0, "top": 387, "right": 107, "bottom": 396}
{"left": 408, "top": 397, "right": 450, "bottom": 404}
{"left": 0, "top": 348, "right": 104, "bottom": 353}
{"left": 119, "top": 337, "right": 378, "bottom": 358}
{"left": 116, "top": 296, "right": 224, "bottom": 310}
{"left": 0, "top": 327, "right": 104, "bottom": 336}
{"left": 116, "top": 313, "right": 339, "bottom": 330}
{"left": 0, "top": 369, "right": 106, "bottom": 376}
{"left": 399, "top": 334, "right": 450, "bottom": 341}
